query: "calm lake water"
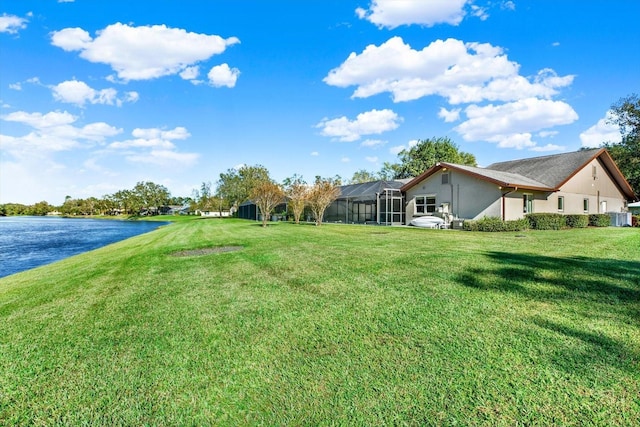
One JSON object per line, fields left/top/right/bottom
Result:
{"left": 0, "top": 216, "right": 169, "bottom": 278}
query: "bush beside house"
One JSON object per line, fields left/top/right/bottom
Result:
{"left": 463, "top": 217, "right": 529, "bottom": 232}
{"left": 463, "top": 212, "right": 616, "bottom": 232}
{"left": 565, "top": 214, "right": 589, "bottom": 228}
{"left": 589, "top": 214, "right": 611, "bottom": 227}
{"left": 525, "top": 213, "right": 566, "bottom": 230}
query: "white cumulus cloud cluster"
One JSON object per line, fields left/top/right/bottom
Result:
{"left": 0, "top": 13, "right": 28, "bottom": 34}
{"left": 50, "top": 23, "right": 240, "bottom": 84}
{"left": 579, "top": 112, "right": 622, "bottom": 148}
{"left": 325, "top": 37, "right": 573, "bottom": 104}
{"left": 51, "top": 80, "right": 139, "bottom": 107}
{"left": 1, "top": 110, "right": 122, "bottom": 155}
{"left": 356, "top": 0, "right": 471, "bottom": 28}
{"left": 325, "top": 36, "right": 578, "bottom": 150}
{"left": 108, "top": 127, "right": 199, "bottom": 166}
{"left": 207, "top": 64, "right": 241, "bottom": 88}
{"left": 316, "top": 109, "right": 402, "bottom": 142}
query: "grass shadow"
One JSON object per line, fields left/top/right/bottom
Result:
{"left": 457, "top": 251, "right": 640, "bottom": 372}
{"left": 458, "top": 251, "right": 640, "bottom": 305}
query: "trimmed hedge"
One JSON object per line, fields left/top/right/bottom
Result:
{"left": 463, "top": 216, "right": 529, "bottom": 232}
{"left": 565, "top": 214, "right": 589, "bottom": 228}
{"left": 462, "top": 212, "right": 619, "bottom": 231}
{"left": 589, "top": 214, "right": 611, "bottom": 227}
{"left": 525, "top": 213, "right": 566, "bottom": 230}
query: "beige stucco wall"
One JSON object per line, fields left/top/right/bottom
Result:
{"left": 404, "top": 169, "right": 503, "bottom": 221}
{"left": 555, "top": 158, "right": 627, "bottom": 214}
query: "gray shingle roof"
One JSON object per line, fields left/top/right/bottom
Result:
{"left": 443, "top": 163, "right": 552, "bottom": 189}
{"left": 486, "top": 148, "right": 601, "bottom": 188}
{"left": 338, "top": 180, "right": 408, "bottom": 201}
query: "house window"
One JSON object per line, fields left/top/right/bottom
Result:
{"left": 523, "top": 194, "right": 533, "bottom": 214}
{"left": 557, "top": 196, "right": 564, "bottom": 212}
{"left": 416, "top": 195, "right": 436, "bottom": 214}
{"left": 441, "top": 172, "right": 450, "bottom": 185}
{"left": 583, "top": 198, "right": 589, "bottom": 212}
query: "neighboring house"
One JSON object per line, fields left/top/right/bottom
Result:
{"left": 199, "top": 210, "right": 232, "bottom": 218}
{"left": 629, "top": 201, "right": 640, "bottom": 214}
{"left": 401, "top": 148, "right": 635, "bottom": 222}
{"left": 237, "top": 200, "right": 286, "bottom": 221}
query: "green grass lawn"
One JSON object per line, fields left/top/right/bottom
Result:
{"left": 1, "top": 219, "right": 638, "bottom": 425}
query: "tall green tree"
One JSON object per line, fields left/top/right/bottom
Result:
{"left": 132, "top": 181, "right": 170, "bottom": 215}
{"left": 382, "top": 137, "right": 477, "bottom": 179}
{"left": 349, "top": 169, "right": 378, "bottom": 184}
{"left": 605, "top": 94, "right": 639, "bottom": 196}
{"left": 216, "top": 165, "right": 271, "bottom": 210}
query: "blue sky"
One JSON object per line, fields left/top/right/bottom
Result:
{"left": 1, "top": 0, "right": 638, "bottom": 205}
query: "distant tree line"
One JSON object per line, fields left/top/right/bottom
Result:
{"left": 0, "top": 181, "right": 187, "bottom": 217}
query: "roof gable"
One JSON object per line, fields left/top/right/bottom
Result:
{"left": 401, "top": 162, "right": 554, "bottom": 193}
{"left": 486, "top": 148, "right": 602, "bottom": 188}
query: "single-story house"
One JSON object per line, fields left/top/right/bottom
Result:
{"left": 629, "top": 201, "right": 640, "bottom": 215}
{"left": 401, "top": 148, "right": 636, "bottom": 223}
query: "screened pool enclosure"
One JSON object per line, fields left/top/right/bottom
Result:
{"left": 237, "top": 180, "right": 409, "bottom": 225}
{"left": 323, "top": 180, "right": 408, "bottom": 225}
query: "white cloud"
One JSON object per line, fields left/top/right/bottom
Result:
{"left": 9, "top": 83, "right": 22, "bottom": 90}
{"left": 1, "top": 110, "right": 122, "bottom": 154}
{"left": 180, "top": 66, "right": 200, "bottom": 80}
{"left": 0, "top": 13, "right": 28, "bottom": 34}
{"left": 51, "top": 23, "right": 240, "bottom": 81}
{"left": 365, "top": 156, "right": 378, "bottom": 163}
{"left": 502, "top": 1, "right": 516, "bottom": 11}
{"left": 108, "top": 127, "right": 198, "bottom": 166}
{"left": 324, "top": 37, "right": 574, "bottom": 104}
{"left": 389, "top": 139, "right": 418, "bottom": 155}
{"left": 341, "top": 157, "right": 350, "bottom": 163}
{"left": 531, "top": 144, "right": 565, "bottom": 152}
{"left": 131, "top": 127, "right": 190, "bottom": 140}
{"left": 3, "top": 110, "right": 76, "bottom": 129}
{"left": 109, "top": 139, "right": 176, "bottom": 150}
{"left": 207, "top": 63, "right": 240, "bottom": 88}
{"left": 438, "top": 107, "right": 461, "bottom": 122}
{"left": 126, "top": 150, "right": 199, "bottom": 166}
{"left": 579, "top": 112, "right": 622, "bottom": 148}
{"left": 356, "top": 0, "right": 470, "bottom": 28}
{"left": 316, "top": 109, "right": 402, "bottom": 142}
{"left": 360, "top": 139, "right": 387, "bottom": 148}
{"left": 454, "top": 98, "right": 578, "bottom": 149}
{"left": 538, "top": 130, "right": 558, "bottom": 138}
{"left": 389, "top": 145, "right": 405, "bottom": 155}
{"left": 51, "top": 80, "right": 139, "bottom": 107}
{"left": 470, "top": 5, "right": 489, "bottom": 21}
{"left": 311, "top": 151, "right": 319, "bottom": 156}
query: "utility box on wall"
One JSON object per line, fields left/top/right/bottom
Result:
{"left": 608, "top": 212, "right": 631, "bottom": 227}
{"left": 451, "top": 219, "right": 465, "bottom": 230}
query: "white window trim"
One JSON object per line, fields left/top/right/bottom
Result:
{"left": 523, "top": 193, "right": 534, "bottom": 214}
{"left": 415, "top": 195, "right": 437, "bottom": 215}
